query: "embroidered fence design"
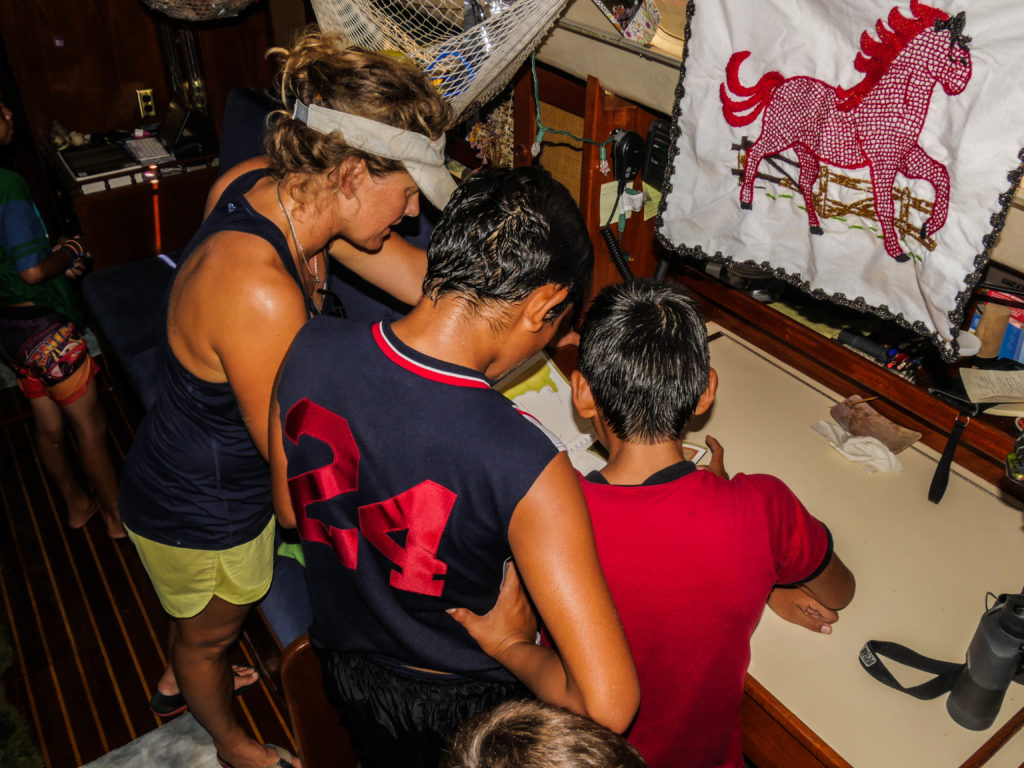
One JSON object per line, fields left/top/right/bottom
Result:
{"left": 730, "top": 137, "right": 939, "bottom": 255}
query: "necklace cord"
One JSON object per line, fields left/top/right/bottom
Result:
{"left": 276, "top": 180, "right": 322, "bottom": 314}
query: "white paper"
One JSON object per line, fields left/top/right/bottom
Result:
{"left": 960, "top": 368, "right": 1024, "bottom": 404}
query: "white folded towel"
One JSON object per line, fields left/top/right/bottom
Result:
{"left": 810, "top": 421, "right": 903, "bottom": 474}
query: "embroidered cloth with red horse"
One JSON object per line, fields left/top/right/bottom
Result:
{"left": 658, "top": 0, "right": 1024, "bottom": 361}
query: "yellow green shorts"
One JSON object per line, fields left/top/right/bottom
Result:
{"left": 126, "top": 516, "right": 276, "bottom": 619}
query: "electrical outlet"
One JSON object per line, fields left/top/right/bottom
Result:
{"left": 136, "top": 89, "right": 155, "bottom": 119}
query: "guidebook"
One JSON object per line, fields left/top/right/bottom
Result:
{"left": 496, "top": 352, "right": 708, "bottom": 473}
{"left": 960, "top": 367, "right": 1024, "bottom": 405}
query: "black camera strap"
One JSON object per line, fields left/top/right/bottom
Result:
{"left": 858, "top": 640, "right": 964, "bottom": 699}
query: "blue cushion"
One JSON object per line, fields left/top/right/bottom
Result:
{"left": 82, "top": 256, "right": 174, "bottom": 409}
{"left": 218, "top": 88, "right": 280, "bottom": 175}
{"left": 259, "top": 534, "right": 315, "bottom": 649}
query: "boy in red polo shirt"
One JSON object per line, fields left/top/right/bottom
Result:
{"left": 568, "top": 279, "right": 855, "bottom": 768}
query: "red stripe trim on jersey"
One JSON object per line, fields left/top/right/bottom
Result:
{"left": 372, "top": 322, "right": 491, "bottom": 389}
{"left": 515, "top": 408, "right": 565, "bottom": 451}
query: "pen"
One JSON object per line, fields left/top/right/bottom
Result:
{"left": 845, "top": 396, "right": 879, "bottom": 405}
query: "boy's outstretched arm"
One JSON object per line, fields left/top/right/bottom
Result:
{"left": 769, "top": 553, "right": 855, "bottom": 633}
{"left": 329, "top": 232, "right": 426, "bottom": 306}
{"left": 448, "top": 452, "right": 640, "bottom": 734}
{"left": 802, "top": 552, "right": 855, "bottom": 610}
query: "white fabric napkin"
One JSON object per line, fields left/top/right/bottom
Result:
{"left": 810, "top": 421, "right": 902, "bottom": 474}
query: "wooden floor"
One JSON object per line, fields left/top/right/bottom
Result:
{"left": 0, "top": 353, "right": 296, "bottom": 767}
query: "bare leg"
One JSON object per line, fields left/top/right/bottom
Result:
{"left": 156, "top": 616, "right": 258, "bottom": 699}
{"left": 156, "top": 623, "right": 177, "bottom": 696}
{"left": 61, "top": 379, "right": 126, "bottom": 538}
{"left": 155, "top": 661, "right": 258, "bottom": 697}
{"left": 173, "top": 597, "right": 300, "bottom": 768}
{"left": 27, "top": 395, "right": 96, "bottom": 527}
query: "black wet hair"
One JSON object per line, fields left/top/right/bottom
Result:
{"left": 578, "top": 279, "right": 710, "bottom": 443}
{"left": 423, "top": 166, "right": 593, "bottom": 326}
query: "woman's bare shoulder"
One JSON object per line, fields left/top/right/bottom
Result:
{"left": 184, "top": 229, "right": 295, "bottom": 299}
{"left": 170, "top": 232, "right": 304, "bottom": 363}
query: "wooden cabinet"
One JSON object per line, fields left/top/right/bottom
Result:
{"left": 0, "top": 0, "right": 274, "bottom": 139}
{"left": 0, "top": 0, "right": 276, "bottom": 241}
{"left": 39, "top": 141, "right": 218, "bottom": 268}
{"left": 71, "top": 168, "right": 217, "bottom": 268}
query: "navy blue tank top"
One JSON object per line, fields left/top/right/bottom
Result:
{"left": 120, "top": 169, "right": 305, "bottom": 549}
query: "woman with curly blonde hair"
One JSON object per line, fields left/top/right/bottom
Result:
{"left": 118, "top": 28, "right": 453, "bottom": 768}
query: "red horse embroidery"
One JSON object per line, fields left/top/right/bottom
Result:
{"left": 720, "top": 1, "right": 971, "bottom": 262}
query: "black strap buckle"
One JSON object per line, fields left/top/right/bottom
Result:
{"left": 859, "top": 640, "right": 963, "bottom": 700}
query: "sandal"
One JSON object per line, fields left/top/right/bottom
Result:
{"left": 149, "top": 664, "right": 260, "bottom": 717}
{"left": 216, "top": 744, "right": 297, "bottom": 768}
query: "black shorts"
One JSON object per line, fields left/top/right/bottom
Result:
{"left": 319, "top": 649, "right": 530, "bottom": 768}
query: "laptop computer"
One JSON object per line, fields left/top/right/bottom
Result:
{"left": 124, "top": 99, "right": 189, "bottom": 165}
{"left": 59, "top": 143, "right": 142, "bottom": 182}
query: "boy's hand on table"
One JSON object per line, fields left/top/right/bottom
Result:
{"left": 448, "top": 562, "right": 539, "bottom": 660}
{"left": 767, "top": 586, "right": 840, "bottom": 634}
{"left": 701, "top": 435, "right": 729, "bottom": 479}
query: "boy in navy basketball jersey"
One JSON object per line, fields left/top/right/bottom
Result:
{"left": 269, "top": 167, "right": 638, "bottom": 768}
{"left": 567, "top": 279, "right": 856, "bottom": 768}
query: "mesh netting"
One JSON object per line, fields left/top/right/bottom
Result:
{"left": 141, "top": 0, "right": 255, "bottom": 21}
{"left": 310, "top": 0, "right": 570, "bottom": 124}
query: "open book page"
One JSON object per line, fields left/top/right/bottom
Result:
{"left": 496, "top": 352, "right": 606, "bottom": 473}
{"left": 982, "top": 402, "right": 1024, "bottom": 417}
{"left": 496, "top": 352, "right": 709, "bottom": 473}
{"left": 682, "top": 442, "right": 708, "bottom": 464}
{"left": 960, "top": 368, "right": 1024, "bottom": 404}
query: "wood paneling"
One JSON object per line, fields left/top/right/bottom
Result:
{"left": 0, "top": 0, "right": 275, "bottom": 139}
{"left": 511, "top": 63, "right": 667, "bottom": 302}
{"left": 71, "top": 168, "right": 218, "bottom": 267}
{"left": 0, "top": 0, "right": 167, "bottom": 137}
{"left": 193, "top": 7, "right": 275, "bottom": 138}
{"left": 0, "top": 0, "right": 277, "bottom": 249}
{"left": 581, "top": 75, "right": 662, "bottom": 301}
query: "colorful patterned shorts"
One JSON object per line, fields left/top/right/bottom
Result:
{"left": 0, "top": 304, "right": 97, "bottom": 405}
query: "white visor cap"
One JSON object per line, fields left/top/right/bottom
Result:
{"left": 293, "top": 100, "right": 456, "bottom": 210}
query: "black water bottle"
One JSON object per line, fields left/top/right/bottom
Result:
{"left": 946, "top": 591, "right": 1024, "bottom": 730}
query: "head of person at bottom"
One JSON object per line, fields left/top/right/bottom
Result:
{"left": 572, "top": 278, "right": 716, "bottom": 449}
{"left": 411, "top": 165, "right": 593, "bottom": 379}
{"left": 264, "top": 27, "right": 453, "bottom": 249}
{"left": 442, "top": 699, "right": 648, "bottom": 768}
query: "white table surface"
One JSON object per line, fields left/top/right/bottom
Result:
{"left": 690, "top": 325, "right": 1024, "bottom": 768}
